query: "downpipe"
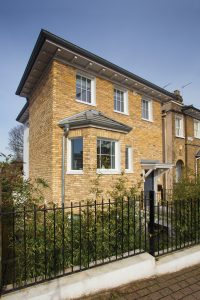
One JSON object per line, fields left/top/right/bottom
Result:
{"left": 62, "top": 124, "right": 69, "bottom": 205}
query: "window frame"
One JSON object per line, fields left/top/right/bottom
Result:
{"left": 67, "top": 137, "right": 84, "bottom": 174}
{"left": 142, "top": 98, "right": 153, "bottom": 121}
{"left": 97, "top": 138, "right": 120, "bottom": 174}
{"left": 114, "top": 86, "right": 128, "bottom": 115}
{"left": 175, "top": 115, "right": 184, "bottom": 138}
{"left": 194, "top": 119, "right": 200, "bottom": 139}
{"left": 76, "top": 71, "right": 96, "bottom": 106}
{"left": 125, "top": 146, "right": 133, "bottom": 173}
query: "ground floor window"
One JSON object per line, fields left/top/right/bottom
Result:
{"left": 67, "top": 137, "right": 83, "bottom": 173}
{"left": 125, "top": 146, "right": 133, "bottom": 172}
{"left": 97, "top": 138, "right": 119, "bottom": 172}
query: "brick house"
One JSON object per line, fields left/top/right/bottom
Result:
{"left": 163, "top": 96, "right": 200, "bottom": 188}
{"left": 16, "top": 30, "right": 183, "bottom": 204}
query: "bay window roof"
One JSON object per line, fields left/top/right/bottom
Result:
{"left": 58, "top": 110, "right": 132, "bottom": 133}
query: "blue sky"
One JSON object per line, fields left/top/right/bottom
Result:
{"left": 1, "top": 0, "right": 200, "bottom": 156}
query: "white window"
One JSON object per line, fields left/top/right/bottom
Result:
{"left": 76, "top": 73, "right": 95, "bottom": 105}
{"left": 175, "top": 115, "right": 184, "bottom": 137}
{"left": 67, "top": 137, "right": 83, "bottom": 174}
{"left": 97, "top": 138, "right": 120, "bottom": 173}
{"left": 142, "top": 98, "right": 153, "bottom": 121}
{"left": 125, "top": 146, "right": 133, "bottom": 172}
{"left": 114, "top": 88, "right": 128, "bottom": 114}
{"left": 194, "top": 120, "right": 200, "bottom": 139}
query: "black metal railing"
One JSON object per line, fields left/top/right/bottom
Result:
{"left": 1, "top": 193, "right": 200, "bottom": 295}
{"left": 148, "top": 192, "right": 200, "bottom": 257}
{"left": 0, "top": 197, "right": 148, "bottom": 294}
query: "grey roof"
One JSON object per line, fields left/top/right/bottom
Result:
{"left": 58, "top": 110, "right": 132, "bottom": 133}
{"left": 16, "top": 29, "right": 179, "bottom": 101}
{"left": 141, "top": 160, "right": 160, "bottom": 164}
{"left": 182, "top": 105, "right": 200, "bottom": 121}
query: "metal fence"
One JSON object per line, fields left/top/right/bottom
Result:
{"left": 149, "top": 193, "right": 200, "bottom": 257}
{"left": 1, "top": 197, "right": 149, "bottom": 294}
{"left": 1, "top": 192, "right": 200, "bottom": 295}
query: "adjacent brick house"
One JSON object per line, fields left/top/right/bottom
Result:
{"left": 163, "top": 96, "right": 200, "bottom": 188}
{"left": 16, "top": 30, "right": 184, "bottom": 204}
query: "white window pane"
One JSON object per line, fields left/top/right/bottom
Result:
{"left": 76, "top": 75, "right": 92, "bottom": 103}
{"left": 76, "top": 75, "right": 81, "bottom": 87}
{"left": 97, "top": 139, "right": 116, "bottom": 170}
{"left": 76, "top": 87, "right": 81, "bottom": 100}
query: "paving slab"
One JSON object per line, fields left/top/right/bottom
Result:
{"left": 79, "top": 264, "right": 200, "bottom": 300}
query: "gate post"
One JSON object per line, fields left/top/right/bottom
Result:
{"left": 149, "top": 190, "right": 155, "bottom": 256}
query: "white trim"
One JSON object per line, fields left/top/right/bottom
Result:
{"left": 175, "top": 114, "right": 184, "bottom": 138}
{"left": 114, "top": 110, "right": 129, "bottom": 116}
{"left": 194, "top": 119, "right": 200, "bottom": 139}
{"left": 75, "top": 99, "right": 96, "bottom": 107}
{"left": 67, "top": 137, "right": 83, "bottom": 174}
{"left": 23, "top": 121, "right": 29, "bottom": 179}
{"left": 142, "top": 98, "right": 153, "bottom": 122}
{"left": 66, "top": 170, "right": 84, "bottom": 175}
{"left": 114, "top": 86, "right": 129, "bottom": 115}
{"left": 76, "top": 71, "right": 96, "bottom": 106}
{"left": 97, "top": 138, "right": 121, "bottom": 174}
{"left": 125, "top": 146, "right": 133, "bottom": 173}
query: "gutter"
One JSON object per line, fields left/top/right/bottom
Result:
{"left": 16, "top": 29, "right": 179, "bottom": 101}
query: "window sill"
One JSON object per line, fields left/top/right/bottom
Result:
{"left": 114, "top": 110, "right": 129, "bottom": 116}
{"left": 194, "top": 136, "right": 200, "bottom": 140}
{"left": 66, "top": 170, "right": 84, "bottom": 175}
{"left": 142, "top": 118, "right": 153, "bottom": 123}
{"left": 76, "top": 99, "right": 96, "bottom": 107}
{"left": 97, "top": 169, "right": 121, "bottom": 175}
{"left": 175, "top": 135, "right": 185, "bottom": 139}
{"left": 125, "top": 170, "right": 134, "bottom": 174}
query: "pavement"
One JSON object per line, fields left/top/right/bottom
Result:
{"left": 79, "top": 263, "right": 200, "bottom": 300}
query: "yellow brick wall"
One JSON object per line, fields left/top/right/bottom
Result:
{"left": 163, "top": 101, "right": 200, "bottom": 187}
{"left": 28, "top": 64, "right": 54, "bottom": 200}
{"left": 50, "top": 60, "right": 163, "bottom": 203}
{"left": 28, "top": 59, "right": 164, "bottom": 203}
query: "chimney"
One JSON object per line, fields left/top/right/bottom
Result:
{"left": 174, "top": 90, "right": 183, "bottom": 102}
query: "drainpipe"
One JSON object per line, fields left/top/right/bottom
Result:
{"left": 62, "top": 124, "right": 69, "bottom": 205}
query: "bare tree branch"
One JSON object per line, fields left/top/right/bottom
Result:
{"left": 8, "top": 125, "right": 24, "bottom": 161}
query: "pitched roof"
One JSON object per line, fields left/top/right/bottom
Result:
{"left": 182, "top": 105, "right": 200, "bottom": 121}
{"left": 58, "top": 110, "right": 132, "bottom": 133}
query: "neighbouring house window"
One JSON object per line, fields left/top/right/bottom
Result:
{"left": 76, "top": 73, "right": 95, "bottom": 105}
{"left": 175, "top": 115, "right": 184, "bottom": 137}
{"left": 125, "top": 146, "right": 132, "bottom": 172}
{"left": 142, "top": 99, "right": 152, "bottom": 121}
{"left": 175, "top": 160, "right": 184, "bottom": 182}
{"left": 114, "top": 88, "right": 128, "bottom": 114}
{"left": 68, "top": 137, "right": 83, "bottom": 172}
{"left": 97, "top": 139, "right": 120, "bottom": 172}
{"left": 194, "top": 120, "right": 200, "bottom": 139}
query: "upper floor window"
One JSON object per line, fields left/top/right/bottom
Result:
{"left": 175, "top": 115, "right": 184, "bottom": 138}
{"left": 76, "top": 73, "right": 95, "bottom": 105}
{"left": 67, "top": 137, "right": 83, "bottom": 174}
{"left": 114, "top": 88, "right": 128, "bottom": 114}
{"left": 194, "top": 120, "right": 200, "bottom": 139}
{"left": 97, "top": 138, "right": 120, "bottom": 173}
{"left": 142, "top": 98, "right": 152, "bottom": 121}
